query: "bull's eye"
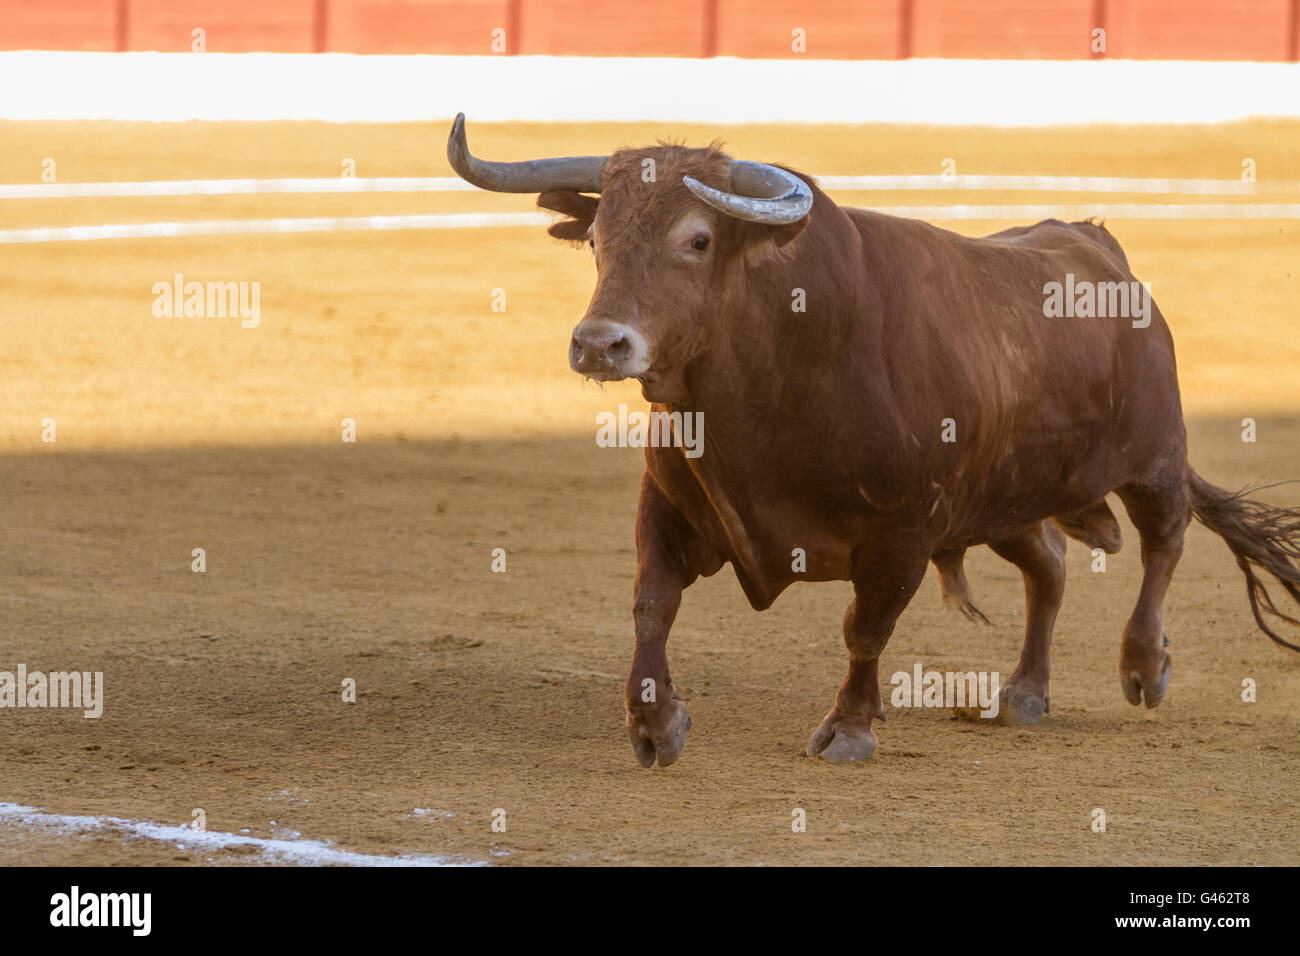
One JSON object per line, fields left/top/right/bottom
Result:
{"left": 588, "top": 238, "right": 595, "bottom": 250}
{"left": 692, "top": 236, "right": 710, "bottom": 251}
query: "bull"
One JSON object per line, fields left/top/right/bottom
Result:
{"left": 447, "top": 114, "right": 1300, "bottom": 766}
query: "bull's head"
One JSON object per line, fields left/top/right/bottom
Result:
{"left": 447, "top": 114, "right": 813, "bottom": 405}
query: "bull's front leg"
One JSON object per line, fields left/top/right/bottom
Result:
{"left": 627, "top": 471, "right": 721, "bottom": 767}
{"left": 808, "top": 545, "right": 929, "bottom": 763}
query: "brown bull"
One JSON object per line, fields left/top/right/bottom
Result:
{"left": 447, "top": 114, "right": 1300, "bottom": 766}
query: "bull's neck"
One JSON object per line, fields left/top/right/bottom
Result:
{"left": 679, "top": 197, "right": 881, "bottom": 426}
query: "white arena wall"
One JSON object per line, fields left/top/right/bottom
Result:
{"left": 3, "top": 52, "right": 1300, "bottom": 125}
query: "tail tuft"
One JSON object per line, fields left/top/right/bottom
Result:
{"left": 1189, "top": 471, "right": 1300, "bottom": 651}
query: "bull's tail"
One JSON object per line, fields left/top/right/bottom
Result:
{"left": 1189, "top": 470, "right": 1300, "bottom": 651}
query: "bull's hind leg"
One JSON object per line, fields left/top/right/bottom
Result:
{"left": 808, "top": 546, "right": 929, "bottom": 762}
{"left": 987, "top": 519, "right": 1067, "bottom": 724}
{"left": 1115, "top": 479, "right": 1190, "bottom": 708}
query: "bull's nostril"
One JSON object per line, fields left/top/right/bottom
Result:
{"left": 569, "top": 335, "right": 584, "bottom": 364}
{"left": 607, "top": 336, "right": 632, "bottom": 363}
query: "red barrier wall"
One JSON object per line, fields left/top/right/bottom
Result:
{"left": 1105, "top": 0, "right": 1294, "bottom": 60}
{"left": 910, "top": 0, "right": 1097, "bottom": 59}
{"left": 0, "top": 0, "right": 120, "bottom": 52}
{"left": 715, "top": 1, "right": 903, "bottom": 59}
{"left": 123, "top": 0, "right": 317, "bottom": 53}
{"left": 2, "top": 0, "right": 1298, "bottom": 60}
{"left": 518, "top": 0, "right": 711, "bottom": 56}
{"left": 325, "top": 0, "right": 510, "bottom": 55}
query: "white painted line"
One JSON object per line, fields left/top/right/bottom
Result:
{"left": 3, "top": 174, "right": 1294, "bottom": 200}
{"left": 817, "top": 175, "right": 1287, "bottom": 195}
{"left": 2, "top": 205, "right": 1298, "bottom": 245}
{"left": 871, "top": 203, "right": 1300, "bottom": 219}
{"left": 0, "top": 801, "right": 480, "bottom": 867}
{"left": 0, "top": 212, "right": 551, "bottom": 244}
{"left": 4, "top": 53, "right": 1300, "bottom": 124}
{"left": 0, "top": 177, "right": 477, "bottom": 199}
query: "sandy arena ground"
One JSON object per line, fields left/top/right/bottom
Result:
{"left": 0, "top": 120, "right": 1298, "bottom": 865}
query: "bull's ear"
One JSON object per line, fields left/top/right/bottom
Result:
{"left": 538, "top": 190, "right": 599, "bottom": 244}
{"left": 768, "top": 216, "right": 808, "bottom": 249}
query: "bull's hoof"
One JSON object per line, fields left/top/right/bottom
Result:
{"left": 994, "top": 685, "right": 1049, "bottom": 725}
{"left": 627, "top": 697, "right": 690, "bottom": 768}
{"left": 1120, "top": 651, "right": 1172, "bottom": 709}
{"left": 806, "top": 717, "right": 878, "bottom": 763}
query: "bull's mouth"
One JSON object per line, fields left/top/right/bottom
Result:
{"left": 575, "top": 367, "right": 638, "bottom": 386}
{"left": 634, "top": 368, "right": 690, "bottom": 407}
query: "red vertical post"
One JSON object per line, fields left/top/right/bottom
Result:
{"left": 116, "top": 0, "right": 130, "bottom": 51}
{"left": 1091, "top": 0, "right": 1107, "bottom": 58}
{"left": 702, "top": 0, "right": 718, "bottom": 57}
{"left": 313, "top": 0, "right": 328, "bottom": 53}
{"left": 507, "top": 0, "right": 522, "bottom": 54}
{"left": 1289, "top": 0, "right": 1300, "bottom": 61}
{"left": 898, "top": 0, "right": 913, "bottom": 59}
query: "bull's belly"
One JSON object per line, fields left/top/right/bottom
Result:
{"left": 932, "top": 449, "right": 1130, "bottom": 550}
{"left": 657, "top": 404, "right": 1166, "bottom": 605}
{"left": 741, "top": 453, "right": 1120, "bottom": 582}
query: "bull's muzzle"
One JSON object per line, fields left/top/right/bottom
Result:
{"left": 568, "top": 320, "right": 650, "bottom": 381}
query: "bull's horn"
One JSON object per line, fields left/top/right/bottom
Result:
{"left": 682, "top": 161, "right": 813, "bottom": 225}
{"left": 446, "top": 113, "right": 607, "bottom": 193}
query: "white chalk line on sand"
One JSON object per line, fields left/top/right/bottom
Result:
{"left": 871, "top": 203, "right": 1300, "bottom": 219}
{"left": 4, "top": 174, "right": 1296, "bottom": 200}
{"left": 0, "top": 801, "right": 481, "bottom": 867}
{"left": 0, "top": 213, "right": 551, "bottom": 244}
{"left": 4, "top": 205, "right": 1300, "bottom": 244}
{"left": 0, "top": 177, "right": 476, "bottom": 199}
